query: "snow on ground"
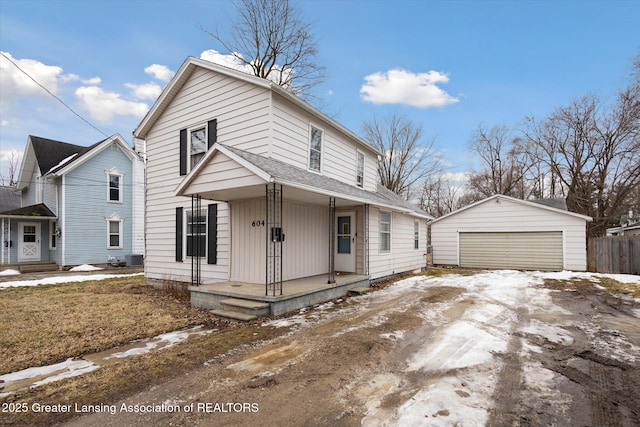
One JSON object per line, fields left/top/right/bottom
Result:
{"left": 362, "top": 269, "right": 639, "bottom": 425}
{"left": 0, "top": 269, "right": 20, "bottom": 276}
{"left": 69, "top": 264, "right": 103, "bottom": 272}
{"left": 0, "top": 326, "right": 211, "bottom": 397}
{"left": 0, "top": 272, "right": 143, "bottom": 288}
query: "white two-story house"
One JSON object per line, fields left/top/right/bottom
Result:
{"left": 134, "top": 57, "right": 430, "bottom": 316}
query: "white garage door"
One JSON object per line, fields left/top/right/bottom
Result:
{"left": 459, "top": 231, "right": 563, "bottom": 271}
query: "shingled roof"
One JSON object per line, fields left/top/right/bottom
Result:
{"left": 30, "top": 135, "right": 102, "bottom": 175}
{"left": 0, "top": 203, "right": 56, "bottom": 217}
{"left": 220, "top": 144, "right": 431, "bottom": 218}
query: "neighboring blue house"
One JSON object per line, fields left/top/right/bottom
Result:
{"left": 0, "top": 134, "right": 144, "bottom": 268}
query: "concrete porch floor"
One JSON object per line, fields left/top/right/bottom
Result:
{"left": 189, "top": 273, "right": 370, "bottom": 317}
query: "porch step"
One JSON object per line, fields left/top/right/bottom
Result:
{"left": 210, "top": 309, "right": 259, "bottom": 322}
{"left": 18, "top": 262, "right": 58, "bottom": 273}
{"left": 348, "top": 286, "right": 372, "bottom": 295}
{"left": 219, "top": 298, "right": 270, "bottom": 317}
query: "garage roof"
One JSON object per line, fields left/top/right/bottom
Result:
{"left": 430, "top": 194, "right": 592, "bottom": 224}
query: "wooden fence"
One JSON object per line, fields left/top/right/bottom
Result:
{"left": 587, "top": 236, "right": 640, "bottom": 275}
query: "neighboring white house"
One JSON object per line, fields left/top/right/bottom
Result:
{"left": 133, "top": 57, "right": 431, "bottom": 301}
{"left": 430, "top": 194, "right": 592, "bottom": 271}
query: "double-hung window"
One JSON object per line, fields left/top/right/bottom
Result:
{"left": 414, "top": 220, "right": 420, "bottom": 250}
{"left": 186, "top": 208, "right": 207, "bottom": 258}
{"left": 379, "top": 211, "right": 391, "bottom": 253}
{"left": 107, "top": 217, "right": 123, "bottom": 249}
{"left": 309, "top": 125, "right": 323, "bottom": 173}
{"left": 356, "top": 150, "right": 365, "bottom": 188}
{"left": 190, "top": 127, "right": 207, "bottom": 170}
{"left": 108, "top": 173, "right": 121, "bottom": 202}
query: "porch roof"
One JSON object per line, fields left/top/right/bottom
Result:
{"left": 176, "top": 144, "right": 432, "bottom": 218}
{"left": 0, "top": 203, "right": 56, "bottom": 219}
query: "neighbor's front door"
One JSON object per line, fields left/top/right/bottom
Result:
{"left": 335, "top": 212, "right": 355, "bottom": 273}
{"left": 18, "top": 222, "right": 41, "bottom": 262}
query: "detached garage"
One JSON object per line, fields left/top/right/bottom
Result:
{"left": 431, "top": 195, "right": 592, "bottom": 271}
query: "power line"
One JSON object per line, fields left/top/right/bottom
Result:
{"left": 0, "top": 51, "right": 110, "bottom": 138}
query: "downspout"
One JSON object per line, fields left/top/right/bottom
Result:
{"left": 61, "top": 175, "right": 66, "bottom": 267}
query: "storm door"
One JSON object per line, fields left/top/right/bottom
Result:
{"left": 335, "top": 212, "right": 355, "bottom": 272}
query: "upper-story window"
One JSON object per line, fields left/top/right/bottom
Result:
{"left": 309, "top": 125, "right": 323, "bottom": 173}
{"left": 356, "top": 150, "right": 365, "bottom": 188}
{"left": 190, "top": 126, "right": 207, "bottom": 170}
{"left": 107, "top": 170, "right": 123, "bottom": 203}
{"left": 180, "top": 119, "right": 217, "bottom": 176}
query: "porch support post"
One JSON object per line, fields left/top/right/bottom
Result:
{"left": 364, "top": 203, "right": 370, "bottom": 276}
{"left": 191, "top": 194, "right": 202, "bottom": 286}
{"left": 1, "top": 218, "right": 4, "bottom": 264}
{"left": 266, "top": 183, "right": 283, "bottom": 296}
{"left": 328, "top": 197, "right": 336, "bottom": 284}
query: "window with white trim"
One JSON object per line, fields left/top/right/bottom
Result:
{"left": 356, "top": 150, "right": 365, "bottom": 188}
{"left": 309, "top": 125, "right": 323, "bottom": 173}
{"left": 107, "top": 218, "right": 123, "bottom": 249}
{"left": 414, "top": 220, "right": 420, "bottom": 250}
{"left": 190, "top": 126, "right": 207, "bottom": 171}
{"left": 186, "top": 208, "right": 207, "bottom": 258}
{"left": 50, "top": 220, "right": 57, "bottom": 250}
{"left": 379, "top": 211, "right": 391, "bottom": 253}
{"left": 107, "top": 172, "right": 122, "bottom": 202}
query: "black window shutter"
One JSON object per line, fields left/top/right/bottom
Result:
{"left": 207, "top": 119, "right": 217, "bottom": 149}
{"left": 176, "top": 207, "right": 183, "bottom": 261}
{"left": 179, "top": 128, "right": 187, "bottom": 176}
{"left": 207, "top": 204, "right": 217, "bottom": 264}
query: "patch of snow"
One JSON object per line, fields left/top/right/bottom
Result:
{"left": 105, "top": 327, "right": 212, "bottom": 359}
{"left": 522, "top": 319, "right": 574, "bottom": 345}
{"left": 0, "top": 269, "right": 20, "bottom": 276}
{"left": 46, "top": 153, "right": 77, "bottom": 174}
{"left": 0, "top": 272, "right": 143, "bottom": 288}
{"left": 380, "top": 330, "right": 405, "bottom": 341}
{"left": 70, "top": 264, "right": 103, "bottom": 272}
{"left": 537, "top": 270, "right": 640, "bottom": 285}
{"left": 0, "top": 358, "right": 97, "bottom": 385}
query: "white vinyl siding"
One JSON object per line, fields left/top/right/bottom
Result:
{"left": 270, "top": 93, "right": 379, "bottom": 192}
{"left": 144, "top": 67, "right": 270, "bottom": 282}
{"left": 459, "top": 231, "right": 563, "bottom": 270}
{"left": 431, "top": 197, "right": 589, "bottom": 271}
{"left": 369, "top": 209, "right": 426, "bottom": 280}
{"left": 230, "top": 199, "right": 329, "bottom": 283}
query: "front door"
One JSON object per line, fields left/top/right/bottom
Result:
{"left": 18, "top": 222, "right": 41, "bottom": 262}
{"left": 335, "top": 212, "right": 355, "bottom": 272}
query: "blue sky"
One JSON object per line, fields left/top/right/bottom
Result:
{"left": 1, "top": 0, "right": 639, "bottom": 181}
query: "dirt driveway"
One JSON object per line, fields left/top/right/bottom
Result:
{"left": 62, "top": 270, "right": 640, "bottom": 427}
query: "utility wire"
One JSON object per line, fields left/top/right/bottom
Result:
{"left": 1, "top": 51, "right": 110, "bottom": 138}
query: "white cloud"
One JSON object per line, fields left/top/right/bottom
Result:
{"left": 360, "top": 68, "right": 459, "bottom": 108}
{"left": 200, "top": 49, "right": 251, "bottom": 73}
{"left": 0, "top": 51, "right": 63, "bottom": 101}
{"left": 60, "top": 74, "right": 102, "bottom": 85}
{"left": 144, "top": 64, "right": 175, "bottom": 82}
{"left": 199, "top": 49, "right": 293, "bottom": 88}
{"left": 441, "top": 172, "right": 468, "bottom": 183}
{"left": 75, "top": 86, "right": 149, "bottom": 122}
{"left": 125, "top": 82, "right": 162, "bottom": 100}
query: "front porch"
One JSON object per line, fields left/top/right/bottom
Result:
{"left": 190, "top": 273, "right": 370, "bottom": 319}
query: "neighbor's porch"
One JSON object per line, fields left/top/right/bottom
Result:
{"left": 189, "top": 272, "right": 370, "bottom": 319}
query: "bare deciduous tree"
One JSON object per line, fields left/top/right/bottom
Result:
{"left": 520, "top": 88, "right": 640, "bottom": 237}
{"left": 203, "top": 0, "right": 324, "bottom": 97}
{"left": 466, "top": 124, "right": 532, "bottom": 199}
{"left": 362, "top": 113, "right": 443, "bottom": 198}
{"left": 417, "top": 175, "right": 462, "bottom": 217}
{"left": 0, "top": 150, "right": 20, "bottom": 186}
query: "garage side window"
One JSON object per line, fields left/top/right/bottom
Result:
{"left": 379, "top": 211, "right": 391, "bottom": 253}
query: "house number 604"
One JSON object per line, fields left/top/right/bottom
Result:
{"left": 251, "top": 220, "right": 265, "bottom": 227}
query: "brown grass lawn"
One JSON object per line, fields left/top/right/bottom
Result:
{"left": 0, "top": 275, "right": 285, "bottom": 427}
{"left": 0, "top": 275, "right": 215, "bottom": 375}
